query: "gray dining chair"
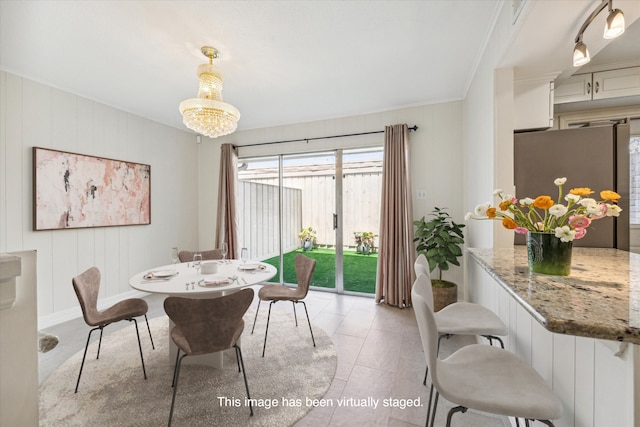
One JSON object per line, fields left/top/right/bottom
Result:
{"left": 72, "top": 266, "right": 154, "bottom": 393}
{"left": 178, "top": 249, "right": 222, "bottom": 262}
{"left": 164, "top": 288, "right": 255, "bottom": 426}
{"left": 250, "top": 253, "right": 316, "bottom": 357}
{"left": 412, "top": 273, "right": 562, "bottom": 427}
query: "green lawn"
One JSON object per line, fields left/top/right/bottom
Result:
{"left": 262, "top": 248, "right": 378, "bottom": 294}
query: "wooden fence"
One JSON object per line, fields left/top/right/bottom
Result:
{"left": 237, "top": 182, "right": 301, "bottom": 260}
{"left": 237, "top": 171, "right": 381, "bottom": 260}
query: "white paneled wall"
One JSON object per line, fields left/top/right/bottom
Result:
{"left": 0, "top": 71, "right": 199, "bottom": 328}
{"left": 468, "top": 260, "right": 636, "bottom": 427}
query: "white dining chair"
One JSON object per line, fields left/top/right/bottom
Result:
{"left": 414, "top": 254, "right": 507, "bottom": 354}
{"left": 414, "top": 253, "right": 509, "bottom": 421}
{"left": 412, "top": 273, "right": 562, "bottom": 427}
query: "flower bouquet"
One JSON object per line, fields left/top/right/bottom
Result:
{"left": 465, "top": 178, "right": 622, "bottom": 275}
{"left": 465, "top": 177, "right": 621, "bottom": 242}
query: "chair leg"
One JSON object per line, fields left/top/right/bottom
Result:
{"left": 251, "top": 300, "right": 261, "bottom": 334}
{"left": 429, "top": 391, "right": 439, "bottom": 427}
{"left": 425, "top": 383, "right": 434, "bottom": 426}
{"left": 446, "top": 406, "right": 467, "bottom": 427}
{"left": 525, "top": 419, "right": 531, "bottom": 427}
{"left": 292, "top": 301, "right": 298, "bottom": 326}
{"left": 131, "top": 318, "right": 147, "bottom": 379}
{"left": 97, "top": 326, "right": 105, "bottom": 359}
{"left": 261, "top": 301, "right": 275, "bottom": 357}
{"left": 144, "top": 314, "right": 155, "bottom": 350}
{"left": 74, "top": 326, "right": 100, "bottom": 393}
{"left": 235, "top": 345, "right": 253, "bottom": 416}
{"left": 482, "top": 334, "right": 505, "bottom": 349}
{"left": 299, "top": 301, "right": 315, "bottom": 347}
{"left": 168, "top": 354, "right": 187, "bottom": 427}
{"left": 437, "top": 334, "right": 449, "bottom": 353}
{"left": 516, "top": 418, "right": 521, "bottom": 427}
{"left": 234, "top": 345, "right": 241, "bottom": 372}
{"left": 171, "top": 348, "right": 181, "bottom": 387}
{"left": 423, "top": 365, "right": 428, "bottom": 385}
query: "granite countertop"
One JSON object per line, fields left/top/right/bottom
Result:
{"left": 468, "top": 247, "right": 640, "bottom": 345}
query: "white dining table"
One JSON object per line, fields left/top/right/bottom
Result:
{"left": 129, "top": 259, "right": 277, "bottom": 368}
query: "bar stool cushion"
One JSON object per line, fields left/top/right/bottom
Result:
{"left": 437, "top": 344, "right": 564, "bottom": 420}
{"left": 435, "top": 302, "right": 508, "bottom": 336}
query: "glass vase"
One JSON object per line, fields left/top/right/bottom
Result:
{"left": 526, "top": 232, "right": 573, "bottom": 276}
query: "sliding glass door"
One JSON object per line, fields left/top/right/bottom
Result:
{"left": 342, "top": 148, "right": 383, "bottom": 293}
{"left": 237, "top": 147, "right": 382, "bottom": 295}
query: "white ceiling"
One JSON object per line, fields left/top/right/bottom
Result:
{"left": 1, "top": 1, "right": 639, "bottom": 134}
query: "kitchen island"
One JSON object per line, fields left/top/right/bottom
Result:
{"left": 467, "top": 247, "right": 638, "bottom": 427}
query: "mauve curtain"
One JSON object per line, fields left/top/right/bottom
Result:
{"left": 376, "top": 124, "right": 415, "bottom": 307}
{"left": 215, "top": 144, "right": 239, "bottom": 259}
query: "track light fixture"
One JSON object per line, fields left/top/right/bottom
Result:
{"left": 572, "top": 0, "right": 625, "bottom": 67}
{"left": 604, "top": 5, "right": 625, "bottom": 39}
{"left": 573, "top": 39, "right": 590, "bottom": 67}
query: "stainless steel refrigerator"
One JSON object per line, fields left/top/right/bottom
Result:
{"left": 513, "top": 123, "right": 629, "bottom": 249}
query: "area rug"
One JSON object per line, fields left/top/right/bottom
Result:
{"left": 39, "top": 310, "right": 336, "bottom": 427}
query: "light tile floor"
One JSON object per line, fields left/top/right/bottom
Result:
{"left": 39, "top": 287, "right": 509, "bottom": 427}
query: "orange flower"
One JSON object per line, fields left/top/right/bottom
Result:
{"left": 600, "top": 190, "right": 621, "bottom": 203}
{"left": 498, "top": 200, "right": 511, "bottom": 211}
{"left": 570, "top": 187, "right": 593, "bottom": 196}
{"left": 533, "top": 195, "right": 553, "bottom": 210}
{"left": 502, "top": 217, "right": 517, "bottom": 229}
{"left": 486, "top": 207, "right": 497, "bottom": 218}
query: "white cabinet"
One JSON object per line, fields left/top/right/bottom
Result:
{"left": 514, "top": 76, "right": 554, "bottom": 131}
{"left": 553, "top": 74, "right": 592, "bottom": 103}
{"left": 593, "top": 67, "right": 640, "bottom": 100}
{"left": 555, "top": 66, "right": 640, "bottom": 104}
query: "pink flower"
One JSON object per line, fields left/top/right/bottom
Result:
{"left": 514, "top": 227, "right": 529, "bottom": 234}
{"left": 574, "top": 227, "right": 588, "bottom": 240}
{"left": 568, "top": 215, "right": 591, "bottom": 229}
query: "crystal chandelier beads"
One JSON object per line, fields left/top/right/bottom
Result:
{"left": 179, "top": 46, "right": 240, "bottom": 138}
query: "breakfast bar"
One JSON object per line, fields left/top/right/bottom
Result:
{"left": 467, "top": 247, "right": 639, "bottom": 427}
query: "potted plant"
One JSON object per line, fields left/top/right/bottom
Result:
{"left": 298, "top": 226, "right": 317, "bottom": 251}
{"left": 413, "top": 207, "right": 465, "bottom": 310}
{"left": 354, "top": 231, "right": 377, "bottom": 254}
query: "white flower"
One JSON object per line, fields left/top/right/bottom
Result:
{"left": 585, "top": 203, "right": 603, "bottom": 215}
{"left": 464, "top": 212, "right": 473, "bottom": 220}
{"left": 493, "top": 189, "right": 503, "bottom": 196}
{"left": 554, "top": 177, "right": 567, "bottom": 186}
{"left": 519, "top": 197, "right": 534, "bottom": 205}
{"left": 606, "top": 204, "right": 622, "bottom": 217}
{"left": 474, "top": 202, "right": 491, "bottom": 216}
{"left": 555, "top": 226, "right": 576, "bottom": 242}
{"left": 579, "top": 198, "right": 597, "bottom": 207}
{"left": 565, "top": 193, "right": 581, "bottom": 203}
{"left": 501, "top": 193, "right": 514, "bottom": 202}
{"left": 549, "top": 204, "right": 568, "bottom": 217}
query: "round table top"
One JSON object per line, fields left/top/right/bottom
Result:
{"left": 129, "top": 259, "right": 277, "bottom": 296}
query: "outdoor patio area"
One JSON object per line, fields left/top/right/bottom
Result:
{"left": 262, "top": 248, "right": 378, "bottom": 294}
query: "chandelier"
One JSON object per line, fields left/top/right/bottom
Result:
{"left": 179, "top": 46, "right": 240, "bottom": 138}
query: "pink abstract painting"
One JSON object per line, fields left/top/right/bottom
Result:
{"left": 33, "top": 147, "right": 151, "bottom": 230}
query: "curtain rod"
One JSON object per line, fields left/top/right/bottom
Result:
{"left": 238, "top": 125, "right": 419, "bottom": 148}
